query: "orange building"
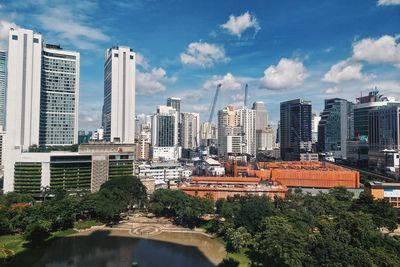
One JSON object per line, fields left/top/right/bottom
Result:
{"left": 179, "top": 176, "right": 287, "bottom": 200}
{"left": 225, "top": 161, "right": 360, "bottom": 188}
{"left": 364, "top": 181, "right": 400, "bottom": 208}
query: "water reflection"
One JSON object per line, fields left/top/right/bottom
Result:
{"left": 34, "top": 231, "right": 221, "bottom": 267}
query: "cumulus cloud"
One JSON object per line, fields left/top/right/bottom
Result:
{"left": 0, "top": 20, "right": 18, "bottom": 50}
{"left": 180, "top": 41, "right": 229, "bottom": 68}
{"left": 352, "top": 35, "right": 400, "bottom": 65}
{"left": 259, "top": 58, "right": 309, "bottom": 90}
{"left": 325, "top": 86, "right": 342, "bottom": 95}
{"left": 191, "top": 104, "right": 209, "bottom": 113}
{"left": 203, "top": 73, "right": 242, "bottom": 91}
{"left": 136, "top": 67, "right": 175, "bottom": 96}
{"left": 322, "top": 59, "right": 364, "bottom": 83}
{"left": 135, "top": 52, "right": 150, "bottom": 70}
{"left": 377, "top": 0, "right": 400, "bottom": 5}
{"left": 220, "top": 11, "right": 260, "bottom": 38}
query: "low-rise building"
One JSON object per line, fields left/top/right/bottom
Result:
{"left": 365, "top": 181, "right": 400, "bottom": 208}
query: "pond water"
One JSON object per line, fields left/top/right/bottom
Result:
{"left": 33, "top": 230, "right": 225, "bottom": 267}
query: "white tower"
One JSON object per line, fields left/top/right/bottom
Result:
{"left": 102, "top": 46, "right": 136, "bottom": 144}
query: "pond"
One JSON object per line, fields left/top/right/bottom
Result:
{"left": 33, "top": 230, "right": 226, "bottom": 267}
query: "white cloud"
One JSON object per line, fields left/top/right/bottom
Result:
{"left": 0, "top": 20, "right": 18, "bottom": 50}
{"left": 259, "top": 58, "right": 309, "bottom": 90}
{"left": 322, "top": 59, "right": 364, "bottom": 83}
{"left": 352, "top": 35, "right": 400, "bottom": 65}
{"left": 136, "top": 53, "right": 150, "bottom": 70}
{"left": 180, "top": 41, "right": 229, "bottom": 68}
{"left": 221, "top": 11, "right": 260, "bottom": 38}
{"left": 367, "top": 81, "right": 400, "bottom": 94}
{"left": 191, "top": 104, "right": 209, "bottom": 113}
{"left": 325, "top": 86, "right": 341, "bottom": 95}
{"left": 377, "top": 0, "right": 400, "bottom": 6}
{"left": 136, "top": 67, "right": 174, "bottom": 96}
{"left": 203, "top": 73, "right": 242, "bottom": 91}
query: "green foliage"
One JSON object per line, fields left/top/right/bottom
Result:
{"left": 218, "top": 257, "right": 240, "bottom": 267}
{"left": 23, "top": 221, "right": 51, "bottom": 246}
{"left": 225, "top": 226, "right": 251, "bottom": 252}
{"left": 149, "top": 189, "right": 213, "bottom": 228}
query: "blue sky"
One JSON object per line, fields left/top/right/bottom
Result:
{"left": 0, "top": 0, "right": 399, "bottom": 130}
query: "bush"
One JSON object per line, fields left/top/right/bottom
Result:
{"left": 24, "top": 221, "right": 51, "bottom": 246}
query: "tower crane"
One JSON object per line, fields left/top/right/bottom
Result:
{"left": 244, "top": 84, "right": 248, "bottom": 107}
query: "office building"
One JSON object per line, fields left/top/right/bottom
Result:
{"left": 353, "top": 89, "right": 398, "bottom": 140}
{"left": 318, "top": 98, "right": 353, "bottom": 159}
{"left": 252, "top": 101, "right": 268, "bottom": 130}
{"left": 280, "top": 99, "right": 312, "bottom": 160}
{"left": 0, "top": 126, "right": 4, "bottom": 171}
{"left": 151, "top": 105, "right": 179, "bottom": 147}
{"left": 256, "top": 126, "right": 275, "bottom": 151}
{"left": 180, "top": 112, "right": 200, "bottom": 149}
{"left": 0, "top": 51, "right": 6, "bottom": 128}
{"left": 311, "top": 113, "right": 321, "bottom": 144}
{"left": 368, "top": 103, "right": 400, "bottom": 171}
{"left": 39, "top": 44, "right": 80, "bottom": 146}
{"left": 167, "top": 97, "right": 181, "bottom": 113}
{"left": 236, "top": 107, "right": 256, "bottom": 155}
{"left": 102, "top": 46, "right": 136, "bottom": 143}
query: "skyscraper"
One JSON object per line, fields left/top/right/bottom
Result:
{"left": 167, "top": 97, "right": 181, "bottom": 113}
{"left": 0, "top": 51, "right": 6, "bottom": 128}
{"left": 39, "top": 44, "right": 80, "bottom": 146}
{"left": 252, "top": 101, "right": 268, "bottom": 130}
{"left": 280, "top": 99, "right": 312, "bottom": 160}
{"left": 4, "top": 28, "right": 80, "bottom": 192}
{"left": 102, "top": 46, "right": 136, "bottom": 143}
{"left": 151, "top": 105, "right": 179, "bottom": 147}
{"left": 317, "top": 98, "right": 353, "bottom": 159}
{"left": 180, "top": 112, "right": 200, "bottom": 149}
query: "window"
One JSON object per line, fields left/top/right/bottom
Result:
{"left": 114, "top": 53, "right": 118, "bottom": 57}
{"left": 130, "top": 55, "right": 134, "bottom": 59}
{"left": 33, "top": 38, "right": 39, "bottom": 43}
{"left": 12, "top": 35, "right": 18, "bottom": 40}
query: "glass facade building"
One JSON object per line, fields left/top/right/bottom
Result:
{"left": 280, "top": 99, "right": 312, "bottom": 160}
{"left": 39, "top": 44, "right": 79, "bottom": 146}
{"left": 0, "top": 51, "right": 6, "bottom": 128}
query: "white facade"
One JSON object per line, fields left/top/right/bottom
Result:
{"left": 151, "top": 146, "right": 180, "bottom": 161}
{"left": 252, "top": 101, "right": 268, "bottom": 130}
{"left": 180, "top": 112, "right": 200, "bottom": 149}
{"left": 256, "top": 127, "right": 275, "bottom": 151}
{"left": 311, "top": 113, "right": 321, "bottom": 144}
{"left": 6, "top": 28, "right": 42, "bottom": 150}
{"left": 138, "top": 162, "right": 184, "bottom": 181}
{"left": 236, "top": 108, "right": 256, "bottom": 155}
{"left": 102, "top": 46, "right": 136, "bottom": 144}
{"left": 151, "top": 105, "right": 179, "bottom": 147}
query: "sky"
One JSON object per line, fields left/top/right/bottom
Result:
{"left": 0, "top": 0, "right": 399, "bottom": 131}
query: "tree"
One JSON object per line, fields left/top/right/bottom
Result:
{"left": 225, "top": 226, "right": 252, "bottom": 252}
{"left": 218, "top": 257, "right": 240, "bottom": 267}
{"left": 248, "top": 216, "right": 309, "bottom": 267}
{"left": 24, "top": 221, "right": 51, "bottom": 246}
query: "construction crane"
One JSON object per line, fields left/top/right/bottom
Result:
{"left": 244, "top": 84, "right": 248, "bottom": 107}
{"left": 208, "top": 83, "right": 222, "bottom": 124}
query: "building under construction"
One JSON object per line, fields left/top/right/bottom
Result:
{"left": 180, "top": 160, "right": 360, "bottom": 200}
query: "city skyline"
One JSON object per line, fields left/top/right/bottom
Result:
{"left": 0, "top": 0, "right": 399, "bottom": 131}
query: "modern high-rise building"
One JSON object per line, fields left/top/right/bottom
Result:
{"left": 236, "top": 107, "right": 256, "bottom": 156}
{"left": 102, "top": 46, "right": 136, "bottom": 143}
{"left": 0, "top": 51, "right": 6, "bottom": 128}
{"left": 39, "top": 44, "right": 80, "bottom": 146}
{"left": 4, "top": 28, "right": 80, "bottom": 192}
{"left": 318, "top": 98, "right": 353, "bottom": 159}
{"left": 5, "top": 28, "right": 43, "bottom": 150}
{"left": 353, "top": 89, "right": 398, "bottom": 140}
{"left": 167, "top": 97, "right": 181, "bottom": 113}
{"left": 151, "top": 105, "right": 179, "bottom": 147}
{"left": 256, "top": 127, "right": 275, "bottom": 151}
{"left": 311, "top": 113, "right": 321, "bottom": 144}
{"left": 217, "top": 105, "right": 256, "bottom": 157}
{"left": 180, "top": 112, "right": 200, "bottom": 149}
{"left": 368, "top": 103, "right": 400, "bottom": 171}
{"left": 280, "top": 99, "right": 312, "bottom": 160}
{"left": 252, "top": 101, "right": 268, "bottom": 130}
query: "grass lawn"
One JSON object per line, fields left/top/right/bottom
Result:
{"left": 0, "top": 229, "right": 76, "bottom": 267}
{"left": 215, "top": 237, "right": 250, "bottom": 267}
{"left": 74, "top": 220, "right": 103, "bottom": 230}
